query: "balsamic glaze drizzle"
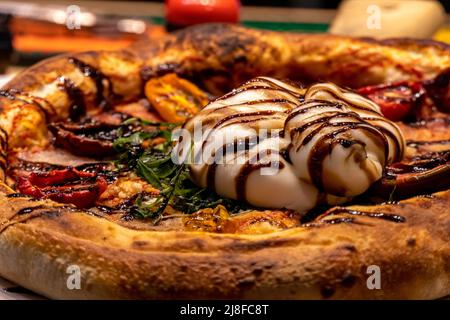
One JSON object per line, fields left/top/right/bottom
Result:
{"left": 319, "top": 207, "right": 406, "bottom": 223}
{"left": 68, "top": 57, "right": 113, "bottom": 108}
{"left": 235, "top": 150, "right": 285, "bottom": 201}
{"left": 58, "top": 77, "right": 86, "bottom": 122}
{"left": 57, "top": 57, "right": 116, "bottom": 122}
{"left": 17, "top": 205, "right": 47, "bottom": 215}
{"left": 0, "top": 202, "right": 76, "bottom": 235}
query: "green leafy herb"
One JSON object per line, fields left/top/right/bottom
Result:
{"left": 113, "top": 119, "right": 247, "bottom": 224}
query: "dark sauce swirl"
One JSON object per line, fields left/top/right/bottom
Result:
{"left": 69, "top": 57, "right": 114, "bottom": 109}
{"left": 58, "top": 76, "right": 86, "bottom": 122}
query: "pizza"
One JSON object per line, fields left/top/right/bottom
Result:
{"left": 0, "top": 24, "right": 449, "bottom": 299}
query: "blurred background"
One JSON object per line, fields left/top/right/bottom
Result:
{"left": 0, "top": 0, "right": 449, "bottom": 84}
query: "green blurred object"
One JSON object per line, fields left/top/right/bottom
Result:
{"left": 151, "top": 16, "right": 329, "bottom": 33}
{"left": 242, "top": 21, "right": 328, "bottom": 32}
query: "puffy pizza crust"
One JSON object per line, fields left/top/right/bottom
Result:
{"left": 0, "top": 24, "right": 449, "bottom": 299}
{"left": 0, "top": 191, "right": 448, "bottom": 299}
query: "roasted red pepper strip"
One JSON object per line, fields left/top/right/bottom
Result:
{"left": 25, "top": 167, "right": 96, "bottom": 187}
{"left": 357, "top": 81, "right": 424, "bottom": 121}
{"left": 17, "top": 167, "right": 107, "bottom": 208}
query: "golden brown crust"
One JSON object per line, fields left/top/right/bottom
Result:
{"left": 0, "top": 191, "right": 448, "bottom": 299}
{"left": 0, "top": 24, "right": 449, "bottom": 299}
{"left": 139, "top": 24, "right": 450, "bottom": 93}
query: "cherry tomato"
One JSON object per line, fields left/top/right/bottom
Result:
{"left": 357, "top": 81, "right": 424, "bottom": 121}
{"left": 166, "top": 0, "right": 240, "bottom": 28}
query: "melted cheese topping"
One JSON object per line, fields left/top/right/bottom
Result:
{"left": 180, "top": 77, "right": 405, "bottom": 212}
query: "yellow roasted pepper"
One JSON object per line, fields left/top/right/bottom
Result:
{"left": 145, "top": 73, "right": 209, "bottom": 123}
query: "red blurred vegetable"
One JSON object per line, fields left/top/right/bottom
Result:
{"left": 166, "top": 0, "right": 240, "bottom": 29}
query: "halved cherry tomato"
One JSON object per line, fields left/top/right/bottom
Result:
{"left": 358, "top": 81, "right": 424, "bottom": 121}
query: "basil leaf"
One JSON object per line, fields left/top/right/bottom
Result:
{"left": 136, "top": 159, "right": 162, "bottom": 188}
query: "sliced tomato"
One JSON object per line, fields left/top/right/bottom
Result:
{"left": 357, "top": 81, "right": 424, "bottom": 121}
